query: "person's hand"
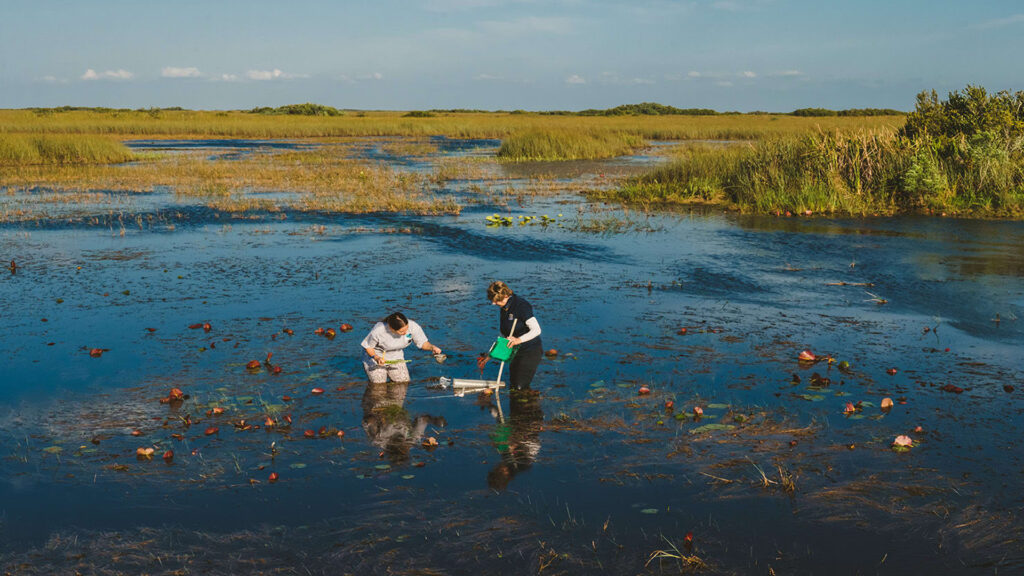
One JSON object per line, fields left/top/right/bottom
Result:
{"left": 431, "top": 345, "right": 442, "bottom": 355}
{"left": 507, "top": 336, "right": 522, "bottom": 347}
{"left": 374, "top": 354, "right": 386, "bottom": 366}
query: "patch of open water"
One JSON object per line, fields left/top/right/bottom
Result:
{"left": 0, "top": 139, "right": 1022, "bottom": 575}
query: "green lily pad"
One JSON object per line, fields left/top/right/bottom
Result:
{"left": 640, "top": 508, "right": 659, "bottom": 514}
{"left": 289, "top": 463, "right": 306, "bottom": 469}
{"left": 707, "top": 403, "right": 730, "bottom": 409}
{"left": 401, "top": 475, "right": 415, "bottom": 480}
{"left": 42, "top": 446, "right": 63, "bottom": 454}
{"left": 375, "top": 464, "right": 391, "bottom": 470}
{"left": 891, "top": 445, "right": 911, "bottom": 453}
{"left": 689, "top": 423, "right": 736, "bottom": 434}
{"left": 590, "top": 380, "right": 606, "bottom": 388}
{"left": 847, "top": 414, "right": 866, "bottom": 420}
{"left": 795, "top": 394, "right": 825, "bottom": 402}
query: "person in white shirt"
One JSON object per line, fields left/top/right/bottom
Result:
{"left": 360, "top": 312, "right": 442, "bottom": 384}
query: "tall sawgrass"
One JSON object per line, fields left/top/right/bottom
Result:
{"left": 606, "top": 128, "right": 1024, "bottom": 216}
{"left": 0, "top": 133, "right": 135, "bottom": 165}
{"left": 497, "top": 128, "right": 644, "bottom": 161}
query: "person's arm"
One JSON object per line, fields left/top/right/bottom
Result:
{"left": 507, "top": 317, "right": 540, "bottom": 346}
{"left": 361, "top": 325, "right": 386, "bottom": 365}
{"left": 411, "top": 322, "right": 441, "bottom": 354}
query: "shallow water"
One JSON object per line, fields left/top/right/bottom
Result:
{"left": 1, "top": 139, "right": 1022, "bottom": 575}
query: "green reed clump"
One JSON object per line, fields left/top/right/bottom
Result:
{"left": 497, "top": 129, "right": 643, "bottom": 161}
{"left": 605, "top": 131, "right": 920, "bottom": 214}
{"left": 0, "top": 133, "right": 136, "bottom": 165}
{"left": 609, "top": 86, "right": 1024, "bottom": 217}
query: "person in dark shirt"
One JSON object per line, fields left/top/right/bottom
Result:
{"left": 486, "top": 281, "right": 543, "bottom": 390}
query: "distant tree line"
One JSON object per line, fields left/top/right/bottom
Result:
{"left": 790, "top": 107, "right": 905, "bottom": 117}
{"left": 247, "top": 103, "right": 343, "bottom": 116}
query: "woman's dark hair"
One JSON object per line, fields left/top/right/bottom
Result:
{"left": 384, "top": 312, "right": 408, "bottom": 331}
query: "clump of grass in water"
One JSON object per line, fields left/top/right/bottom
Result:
{"left": 0, "top": 133, "right": 136, "bottom": 166}
{"left": 606, "top": 85, "right": 1024, "bottom": 217}
{"left": 497, "top": 128, "right": 644, "bottom": 161}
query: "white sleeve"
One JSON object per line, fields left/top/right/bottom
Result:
{"left": 518, "top": 317, "right": 541, "bottom": 343}
{"left": 360, "top": 323, "right": 381, "bottom": 350}
{"left": 409, "top": 321, "right": 428, "bottom": 348}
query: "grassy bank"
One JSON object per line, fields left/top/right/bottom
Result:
{"left": 0, "top": 109, "right": 902, "bottom": 141}
{"left": 605, "top": 87, "right": 1024, "bottom": 217}
{"left": 0, "top": 133, "right": 136, "bottom": 165}
{"left": 497, "top": 129, "right": 643, "bottom": 161}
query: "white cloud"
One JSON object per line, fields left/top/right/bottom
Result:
{"left": 474, "top": 73, "right": 504, "bottom": 81}
{"left": 162, "top": 66, "right": 201, "bottom": 78}
{"left": 37, "top": 75, "right": 68, "bottom": 84}
{"left": 217, "top": 73, "right": 241, "bottom": 82}
{"left": 247, "top": 69, "right": 284, "bottom": 80}
{"left": 81, "top": 68, "right": 133, "bottom": 81}
{"left": 245, "top": 69, "right": 307, "bottom": 81}
{"left": 565, "top": 74, "right": 586, "bottom": 84}
{"left": 741, "top": 70, "right": 757, "bottom": 78}
{"left": 777, "top": 69, "right": 803, "bottom": 76}
{"left": 687, "top": 71, "right": 701, "bottom": 78}
{"left": 975, "top": 13, "right": 1024, "bottom": 29}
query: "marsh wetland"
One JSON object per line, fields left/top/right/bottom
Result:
{"left": 1, "top": 130, "right": 1023, "bottom": 575}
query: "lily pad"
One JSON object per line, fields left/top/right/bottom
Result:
{"left": 289, "top": 463, "right": 307, "bottom": 469}
{"left": 42, "top": 446, "right": 63, "bottom": 454}
{"left": 795, "top": 394, "right": 825, "bottom": 402}
{"left": 375, "top": 464, "right": 391, "bottom": 470}
{"left": 707, "top": 403, "right": 730, "bottom": 409}
{"left": 640, "top": 508, "right": 659, "bottom": 514}
{"left": 689, "top": 423, "right": 736, "bottom": 434}
{"left": 590, "top": 380, "right": 606, "bottom": 388}
{"left": 401, "top": 474, "right": 415, "bottom": 480}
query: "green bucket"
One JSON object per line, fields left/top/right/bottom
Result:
{"left": 489, "top": 337, "right": 517, "bottom": 362}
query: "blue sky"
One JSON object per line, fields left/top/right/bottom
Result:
{"left": 1, "top": 0, "right": 1021, "bottom": 111}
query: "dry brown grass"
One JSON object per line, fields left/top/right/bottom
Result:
{"left": 0, "top": 145, "right": 459, "bottom": 219}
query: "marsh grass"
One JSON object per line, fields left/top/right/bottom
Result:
{"left": 1, "top": 145, "right": 458, "bottom": 219}
{"left": 0, "top": 133, "right": 136, "bottom": 165}
{"left": 497, "top": 129, "right": 644, "bottom": 161}
{"left": 380, "top": 138, "right": 440, "bottom": 157}
{"left": 605, "top": 130, "right": 1024, "bottom": 216}
{"left": 0, "top": 109, "right": 902, "bottom": 140}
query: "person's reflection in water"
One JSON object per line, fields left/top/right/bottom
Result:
{"left": 362, "top": 381, "right": 445, "bottom": 465}
{"left": 487, "top": 389, "right": 544, "bottom": 491}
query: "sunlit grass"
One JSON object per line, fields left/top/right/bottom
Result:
{"left": 0, "top": 146, "right": 458, "bottom": 219}
{"left": 0, "top": 133, "right": 136, "bottom": 165}
{"left": 0, "top": 109, "right": 903, "bottom": 140}
{"left": 601, "top": 130, "right": 1024, "bottom": 217}
{"left": 497, "top": 129, "right": 644, "bottom": 161}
